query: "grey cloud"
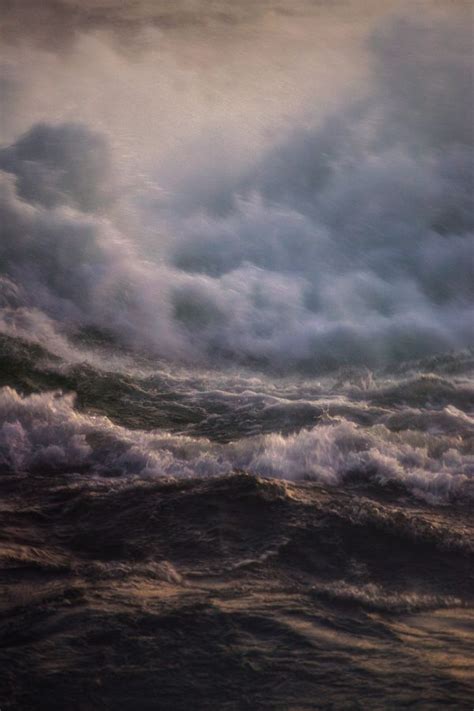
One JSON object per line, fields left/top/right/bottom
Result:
{"left": 164, "top": 10, "right": 473, "bottom": 366}
{"left": 0, "top": 123, "right": 114, "bottom": 212}
{"left": 0, "top": 6, "right": 472, "bottom": 372}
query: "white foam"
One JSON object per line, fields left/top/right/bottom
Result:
{"left": 1, "top": 387, "right": 471, "bottom": 503}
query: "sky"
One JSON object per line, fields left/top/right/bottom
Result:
{"left": 0, "top": 0, "right": 472, "bottom": 371}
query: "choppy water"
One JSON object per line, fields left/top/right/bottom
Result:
{"left": 1, "top": 1, "right": 473, "bottom": 706}
{"left": 1, "top": 332, "right": 473, "bottom": 500}
{"left": 0, "top": 332, "right": 473, "bottom": 709}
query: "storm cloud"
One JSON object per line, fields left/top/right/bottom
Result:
{"left": 0, "top": 1, "right": 472, "bottom": 371}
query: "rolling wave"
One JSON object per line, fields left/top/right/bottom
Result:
{"left": 1, "top": 329, "right": 472, "bottom": 503}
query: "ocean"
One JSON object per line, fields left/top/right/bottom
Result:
{"left": 1, "top": 1, "right": 473, "bottom": 707}
{"left": 0, "top": 331, "right": 473, "bottom": 709}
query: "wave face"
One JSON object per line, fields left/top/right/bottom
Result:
{"left": 1, "top": 471, "right": 473, "bottom": 710}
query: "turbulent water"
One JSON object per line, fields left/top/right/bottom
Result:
{"left": 1, "top": 1, "right": 474, "bottom": 708}
{"left": 0, "top": 331, "right": 473, "bottom": 709}
{"left": 1, "top": 328, "right": 474, "bottom": 496}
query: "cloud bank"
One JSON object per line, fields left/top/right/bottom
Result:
{"left": 0, "top": 3, "right": 472, "bottom": 372}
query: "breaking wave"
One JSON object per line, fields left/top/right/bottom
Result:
{"left": 1, "top": 380, "right": 472, "bottom": 503}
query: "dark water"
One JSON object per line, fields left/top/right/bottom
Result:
{"left": 0, "top": 333, "right": 473, "bottom": 709}
{"left": 1, "top": 473, "right": 473, "bottom": 710}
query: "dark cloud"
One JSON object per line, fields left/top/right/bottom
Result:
{"left": 0, "top": 123, "right": 114, "bottom": 211}
{"left": 0, "top": 122, "right": 184, "bottom": 355}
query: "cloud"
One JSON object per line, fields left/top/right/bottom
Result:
{"left": 0, "top": 122, "right": 114, "bottom": 211}
{"left": 0, "top": 5, "right": 472, "bottom": 372}
{"left": 0, "top": 0, "right": 357, "bottom": 50}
